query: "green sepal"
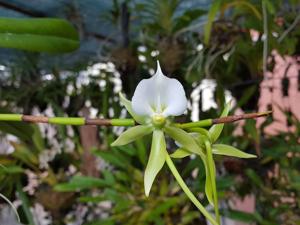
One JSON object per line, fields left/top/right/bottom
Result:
{"left": 144, "top": 130, "right": 166, "bottom": 196}
{"left": 212, "top": 144, "right": 257, "bottom": 158}
{"left": 164, "top": 125, "right": 205, "bottom": 159}
{"left": 170, "top": 148, "right": 192, "bottom": 158}
{"left": 119, "top": 93, "right": 147, "bottom": 124}
{"left": 209, "top": 101, "right": 231, "bottom": 143}
{"left": 111, "top": 125, "right": 153, "bottom": 146}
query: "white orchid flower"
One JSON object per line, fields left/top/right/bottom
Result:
{"left": 131, "top": 61, "right": 187, "bottom": 126}
{"left": 112, "top": 61, "right": 188, "bottom": 196}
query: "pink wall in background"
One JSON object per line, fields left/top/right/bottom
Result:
{"left": 229, "top": 50, "right": 300, "bottom": 225}
{"left": 257, "top": 50, "right": 300, "bottom": 135}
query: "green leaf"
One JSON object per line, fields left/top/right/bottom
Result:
{"left": 204, "top": 0, "right": 222, "bottom": 45}
{"left": 221, "top": 1, "right": 262, "bottom": 20}
{"left": 54, "top": 176, "right": 109, "bottom": 192}
{"left": 119, "top": 92, "right": 147, "bottom": 124}
{"left": 16, "top": 182, "right": 35, "bottom": 225}
{"left": 212, "top": 144, "right": 257, "bottom": 158}
{"left": 144, "top": 130, "right": 166, "bottom": 196}
{"left": 0, "top": 165, "right": 23, "bottom": 174}
{"left": 209, "top": 101, "right": 231, "bottom": 143}
{"left": 135, "top": 138, "right": 147, "bottom": 165}
{"left": 32, "top": 125, "right": 44, "bottom": 152}
{"left": 170, "top": 148, "right": 192, "bottom": 158}
{"left": 93, "top": 150, "right": 128, "bottom": 169}
{"left": 145, "top": 197, "right": 179, "bottom": 220}
{"left": 245, "top": 169, "right": 263, "bottom": 187}
{"left": 0, "top": 17, "right": 79, "bottom": 53}
{"left": 111, "top": 125, "right": 152, "bottom": 146}
{"left": 220, "top": 209, "right": 258, "bottom": 223}
{"left": 173, "top": 9, "right": 206, "bottom": 32}
{"left": 12, "top": 144, "right": 39, "bottom": 166}
{"left": 78, "top": 196, "right": 105, "bottom": 203}
{"left": 263, "top": 0, "right": 275, "bottom": 14}
{"left": 164, "top": 125, "right": 205, "bottom": 158}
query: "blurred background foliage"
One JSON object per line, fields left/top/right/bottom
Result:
{"left": 0, "top": 0, "right": 299, "bottom": 224}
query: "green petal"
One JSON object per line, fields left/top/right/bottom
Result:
{"left": 209, "top": 102, "right": 231, "bottom": 143}
{"left": 111, "top": 125, "right": 152, "bottom": 146}
{"left": 164, "top": 125, "right": 205, "bottom": 159}
{"left": 212, "top": 144, "right": 257, "bottom": 158}
{"left": 119, "top": 93, "right": 147, "bottom": 124}
{"left": 144, "top": 130, "right": 166, "bottom": 196}
{"left": 170, "top": 148, "right": 192, "bottom": 158}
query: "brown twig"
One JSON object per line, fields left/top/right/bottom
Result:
{"left": 212, "top": 111, "right": 272, "bottom": 125}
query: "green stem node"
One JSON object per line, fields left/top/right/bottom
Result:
{"left": 175, "top": 119, "right": 212, "bottom": 129}
{"left": 48, "top": 117, "right": 85, "bottom": 125}
{"left": 0, "top": 114, "right": 22, "bottom": 121}
{"left": 111, "top": 119, "right": 135, "bottom": 126}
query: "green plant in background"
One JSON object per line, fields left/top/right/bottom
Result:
{"left": 55, "top": 139, "right": 206, "bottom": 225}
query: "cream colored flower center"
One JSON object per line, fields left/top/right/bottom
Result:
{"left": 151, "top": 113, "right": 166, "bottom": 128}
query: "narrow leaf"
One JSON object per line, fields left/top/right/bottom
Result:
{"left": 16, "top": 182, "right": 35, "bottom": 225}
{"left": 0, "top": 17, "right": 79, "bottom": 53}
{"left": 204, "top": 0, "right": 222, "bottom": 44}
{"left": 119, "top": 93, "right": 147, "bottom": 124}
{"left": 144, "top": 130, "right": 166, "bottom": 196}
{"left": 0, "top": 165, "right": 23, "bottom": 174}
{"left": 173, "top": 9, "right": 206, "bottom": 32}
{"left": 93, "top": 150, "right": 128, "bottom": 169}
{"left": 263, "top": 0, "right": 275, "bottom": 14}
{"left": 170, "top": 148, "right": 192, "bottom": 158}
{"left": 209, "top": 101, "right": 231, "bottom": 143}
{"left": 111, "top": 125, "right": 152, "bottom": 146}
{"left": 54, "top": 176, "right": 109, "bottom": 192}
{"left": 213, "top": 144, "right": 257, "bottom": 158}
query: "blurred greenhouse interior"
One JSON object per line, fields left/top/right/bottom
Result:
{"left": 0, "top": 0, "right": 300, "bottom": 224}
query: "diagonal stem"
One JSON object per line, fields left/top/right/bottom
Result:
{"left": 165, "top": 153, "right": 219, "bottom": 225}
{"left": 0, "top": 193, "right": 20, "bottom": 223}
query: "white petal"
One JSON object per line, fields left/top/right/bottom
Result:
{"left": 132, "top": 61, "right": 187, "bottom": 117}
